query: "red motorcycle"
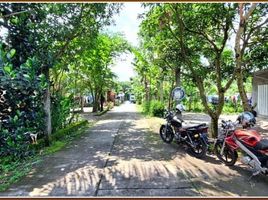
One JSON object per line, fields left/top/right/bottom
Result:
{"left": 214, "top": 112, "right": 268, "bottom": 177}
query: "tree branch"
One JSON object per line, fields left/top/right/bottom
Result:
{"left": 244, "top": 3, "right": 257, "bottom": 21}
{"left": 0, "top": 10, "right": 31, "bottom": 18}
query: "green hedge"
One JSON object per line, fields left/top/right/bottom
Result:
{"left": 142, "top": 101, "right": 151, "bottom": 114}
{"left": 30, "top": 120, "right": 88, "bottom": 151}
{"left": 142, "top": 100, "right": 165, "bottom": 117}
{"left": 0, "top": 120, "right": 89, "bottom": 192}
{"left": 222, "top": 102, "right": 243, "bottom": 114}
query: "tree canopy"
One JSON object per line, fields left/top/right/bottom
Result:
{"left": 132, "top": 3, "right": 268, "bottom": 137}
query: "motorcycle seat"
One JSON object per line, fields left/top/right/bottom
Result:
{"left": 255, "top": 139, "right": 268, "bottom": 150}
{"left": 185, "top": 123, "right": 207, "bottom": 130}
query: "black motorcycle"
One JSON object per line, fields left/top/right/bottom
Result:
{"left": 159, "top": 110, "right": 208, "bottom": 158}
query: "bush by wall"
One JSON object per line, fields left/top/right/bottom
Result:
{"left": 222, "top": 102, "right": 243, "bottom": 114}
{"left": 142, "top": 101, "right": 150, "bottom": 114}
{"left": 142, "top": 100, "right": 165, "bottom": 117}
{"left": 51, "top": 92, "right": 73, "bottom": 133}
{"left": 0, "top": 47, "right": 46, "bottom": 158}
{"left": 149, "top": 100, "right": 165, "bottom": 117}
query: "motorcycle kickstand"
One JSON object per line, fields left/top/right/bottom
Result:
{"left": 248, "top": 171, "right": 260, "bottom": 182}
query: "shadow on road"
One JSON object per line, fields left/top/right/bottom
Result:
{"left": 1, "top": 103, "right": 268, "bottom": 197}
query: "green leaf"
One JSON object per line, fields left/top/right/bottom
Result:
{"left": 14, "top": 115, "right": 18, "bottom": 122}
{"left": 3, "top": 65, "right": 11, "bottom": 74}
{"left": 7, "top": 49, "right": 16, "bottom": 59}
{"left": 23, "top": 74, "right": 30, "bottom": 80}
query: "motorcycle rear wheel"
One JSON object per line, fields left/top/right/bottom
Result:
{"left": 159, "top": 125, "right": 174, "bottom": 143}
{"left": 214, "top": 141, "right": 238, "bottom": 166}
{"left": 189, "top": 139, "right": 207, "bottom": 159}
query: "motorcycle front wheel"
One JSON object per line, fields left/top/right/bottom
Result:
{"left": 159, "top": 125, "right": 174, "bottom": 143}
{"left": 189, "top": 138, "right": 207, "bottom": 159}
{"left": 214, "top": 141, "right": 238, "bottom": 166}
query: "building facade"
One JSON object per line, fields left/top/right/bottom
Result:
{"left": 252, "top": 69, "right": 268, "bottom": 117}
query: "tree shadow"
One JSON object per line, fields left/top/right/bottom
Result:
{"left": 1, "top": 106, "right": 268, "bottom": 197}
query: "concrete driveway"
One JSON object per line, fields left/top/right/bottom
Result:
{"left": 1, "top": 102, "right": 268, "bottom": 197}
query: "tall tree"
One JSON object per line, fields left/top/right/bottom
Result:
{"left": 0, "top": 3, "right": 121, "bottom": 144}
{"left": 139, "top": 3, "right": 238, "bottom": 137}
{"left": 65, "top": 33, "right": 128, "bottom": 112}
{"left": 234, "top": 3, "right": 268, "bottom": 111}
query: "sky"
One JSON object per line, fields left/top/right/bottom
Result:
{"left": 106, "top": 3, "right": 145, "bottom": 82}
{"left": 106, "top": 3, "right": 235, "bottom": 82}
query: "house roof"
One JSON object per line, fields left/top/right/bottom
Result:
{"left": 253, "top": 69, "right": 268, "bottom": 79}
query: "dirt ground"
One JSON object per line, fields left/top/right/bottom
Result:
{"left": 147, "top": 111, "right": 268, "bottom": 138}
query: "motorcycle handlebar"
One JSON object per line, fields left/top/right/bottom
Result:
{"left": 221, "top": 119, "right": 239, "bottom": 129}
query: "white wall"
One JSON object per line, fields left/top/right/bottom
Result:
{"left": 258, "top": 85, "right": 268, "bottom": 116}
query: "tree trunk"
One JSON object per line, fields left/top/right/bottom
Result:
{"left": 92, "top": 102, "right": 98, "bottom": 112}
{"left": 168, "top": 80, "right": 175, "bottom": 110}
{"left": 43, "top": 68, "right": 51, "bottom": 146}
{"left": 92, "top": 92, "right": 100, "bottom": 113}
{"left": 175, "top": 67, "right": 181, "bottom": 87}
{"left": 234, "top": 3, "right": 256, "bottom": 112}
{"left": 189, "top": 94, "right": 192, "bottom": 111}
{"left": 174, "top": 67, "right": 181, "bottom": 105}
{"left": 211, "top": 91, "right": 225, "bottom": 138}
{"left": 92, "top": 96, "right": 99, "bottom": 113}
{"left": 144, "top": 76, "right": 149, "bottom": 102}
{"left": 237, "top": 71, "right": 251, "bottom": 111}
{"left": 159, "top": 81, "right": 164, "bottom": 102}
{"left": 148, "top": 77, "right": 151, "bottom": 101}
{"left": 80, "top": 95, "right": 84, "bottom": 113}
{"left": 210, "top": 115, "right": 219, "bottom": 138}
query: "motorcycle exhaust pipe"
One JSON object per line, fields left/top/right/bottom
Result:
{"left": 234, "top": 138, "right": 263, "bottom": 171}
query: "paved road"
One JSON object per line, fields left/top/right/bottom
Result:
{"left": 1, "top": 102, "right": 268, "bottom": 197}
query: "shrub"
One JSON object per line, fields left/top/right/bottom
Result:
{"left": 222, "top": 102, "right": 243, "bottom": 114}
{"left": 142, "top": 100, "right": 165, "bottom": 117}
{"left": 191, "top": 102, "right": 204, "bottom": 112}
{"left": 142, "top": 101, "right": 151, "bottom": 114}
{"left": 30, "top": 120, "right": 88, "bottom": 151}
{"left": 50, "top": 120, "right": 88, "bottom": 141}
{"left": 51, "top": 93, "right": 73, "bottom": 133}
{"left": 107, "top": 101, "right": 114, "bottom": 110}
{"left": 149, "top": 100, "right": 165, "bottom": 117}
{"left": 0, "top": 47, "right": 46, "bottom": 158}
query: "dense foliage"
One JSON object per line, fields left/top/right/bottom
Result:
{"left": 0, "top": 3, "right": 126, "bottom": 158}
{"left": 142, "top": 100, "right": 165, "bottom": 117}
{"left": 0, "top": 47, "right": 46, "bottom": 157}
{"left": 132, "top": 3, "right": 268, "bottom": 137}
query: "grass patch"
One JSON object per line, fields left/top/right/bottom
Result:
{"left": 0, "top": 120, "right": 91, "bottom": 192}
{"left": 94, "top": 108, "right": 109, "bottom": 116}
{"left": 136, "top": 104, "right": 149, "bottom": 117}
{"left": 44, "top": 141, "right": 66, "bottom": 154}
{"left": 94, "top": 103, "right": 114, "bottom": 117}
{"left": 136, "top": 104, "right": 143, "bottom": 113}
{"left": 0, "top": 156, "right": 42, "bottom": 192}
{"left": 42, "top": 120, "right": 91, "bottom": 155}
